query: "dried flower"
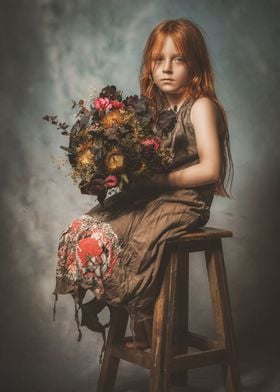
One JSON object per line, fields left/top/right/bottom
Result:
{"left": 101, "top": 110, "right": 125, "bottom": 129}
{"left": 79, "top": 173, "right": 105, "bottom": 195}
{"left": 105, "top": 147, "right": 125, "bottom": 173}
{"left": 104, "top": 175, "right": 119, "bottom": 188}
{"left": 76, "top": 142, "right": 95, "bottom": 167}
{"left": 99, "top": 85, "right": 120, "bottom": 101}
{"left": 122, "top": 95, "right": 139, "bottom": 108}
{"left": 94, "top": 97, "right": 112, "bottom": 111}
{"left": 43, "top": 84, "right": 175, "bottom": 206}
{"left": 140, "top": 137, "right": 161, "bottom": 150}
{"left": 110, "top": 100, "right": 125, "bottom": 109}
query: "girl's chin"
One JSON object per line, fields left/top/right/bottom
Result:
{"left": 160, "top": 87, "right": 182, "bottom": 94}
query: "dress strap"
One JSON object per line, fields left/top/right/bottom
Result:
{"left": 185, "top": 97, "right": 196, "bottom": 126}
{"left": 170, "top": 96, "right": 195, "bottom": 151}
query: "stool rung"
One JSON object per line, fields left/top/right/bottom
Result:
{"left": 188, "top": 331, "right": 221, "bottom": 350}
{"left": 111, "top": 344, "right": 152, "bottom": 369}
{"left": 172, "top": 348, "right": 226, "bottom": 370}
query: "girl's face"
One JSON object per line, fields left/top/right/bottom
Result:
{"left": 151, "top": 35, "right": 190, "bottom": 98}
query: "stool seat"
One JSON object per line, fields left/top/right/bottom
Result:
{"left": 167, "top": 226, "right": 233, "bottom": 241}
{"left": 96, "top": 226, "right": 241, "bottom": 392}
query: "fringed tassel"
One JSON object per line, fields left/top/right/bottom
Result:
{"left": 98, "top": 306, "right": 112, "bottom": 365}
{"left": 99, "top": 328, "right": 107, "bottom": 365}
{"left": 72, "top": 294, "right": 82, "bottom": 342}
{"left": 129, "top": 306, "right": 136, "bottom": 349}
{"left": 52, "top": 292, "right": 58, "bottom": 321}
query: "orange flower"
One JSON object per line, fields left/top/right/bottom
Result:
{"left": 101, "top": 110, "right": 125, "bottom": 129}
{"left": 105, "top": 147, "right": 125, "bottom": 173}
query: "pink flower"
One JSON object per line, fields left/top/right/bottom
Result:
{"left": 140, "top": 137, "right": 161, "bottom": 151}
{"left": 94, "top": 97, "right": 112, "bottom": 111}
{"left": 110, "top": 100, "right": 125, "bottom": 109}
{"left": 104, "top": 175, "right": 119, "bottom": 188}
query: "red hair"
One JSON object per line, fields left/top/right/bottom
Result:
{"left": 139, "top": 18, "right": 234, "bottom": 198}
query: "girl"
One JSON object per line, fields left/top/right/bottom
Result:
{"left": 54, "top": 18, "right": 233, "bottom": 355}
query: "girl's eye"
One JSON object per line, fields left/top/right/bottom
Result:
{"left": 154, "top": 57, "right": 184, "bottom": 62}
{"left": 153, "top": 56, "right": 185, "bottom": 64}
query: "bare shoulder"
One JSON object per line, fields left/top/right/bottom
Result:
{"left": 190, "top": 97, "right": 222, "bottom": 128}
{"left": 188, "top": 97, "right": 222, "bottom": 178}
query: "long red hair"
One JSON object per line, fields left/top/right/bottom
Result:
{"left": 139, "top": 18, "right": 234, "bottom": 198}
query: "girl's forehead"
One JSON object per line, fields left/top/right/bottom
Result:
{"left": 151, "top": 35, "right": 183, "bottom": 55}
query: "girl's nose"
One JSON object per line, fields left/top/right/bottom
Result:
{"left": 163, "top": 59, "right": 172, "bottom": 72}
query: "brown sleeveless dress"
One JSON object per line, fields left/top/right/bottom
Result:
{"left": 53, "top": 96, "right": 215, "bottom": 348}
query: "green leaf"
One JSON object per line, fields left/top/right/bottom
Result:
{"left": 120, "top": 173, "right": 129, "bottom": 184}
{"left": 60, "top": 145, "right": 70, "bottom": 152}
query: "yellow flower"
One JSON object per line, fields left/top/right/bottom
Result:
{"left": 105, "top": 147, "right": 125, "bottom": 173}
{"left": 76, "top": 142, "right": 94, "bottom": 167}
{"left": 101, "top": 110, "right": 125, "bottom": 129}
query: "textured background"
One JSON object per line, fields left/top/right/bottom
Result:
{"left": 1, "top": 0, "right": 280, "bottom": 391}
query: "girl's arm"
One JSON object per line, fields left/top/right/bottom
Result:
{"left": 156, "top": 97, "right": 222, "bottom": 189}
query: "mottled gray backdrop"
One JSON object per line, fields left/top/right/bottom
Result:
{"left": 1, "top": 0, "right": 279, "bottom": 391}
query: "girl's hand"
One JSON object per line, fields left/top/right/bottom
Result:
{"left": 130, "top": 173, "right": 168, "bottom": 191}
{"left": 148, "top": 173, "right": 168, "bottom": 187}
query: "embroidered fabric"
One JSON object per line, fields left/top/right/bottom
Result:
{"left": 53, "top": 214, "right": 124, "bottom": 363}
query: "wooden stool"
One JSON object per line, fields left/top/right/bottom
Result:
{"left": 96, "top": 227, "right": 242, "bottom": 392}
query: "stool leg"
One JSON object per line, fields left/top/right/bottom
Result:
{"left": 150, "top": 248, "right": 178, "bottom": 392}
{"left": 171, "top": 250, "right": 189, "bottom": 387}
{"left": 96, "top": 306, "right": 128, "bottom": 392}
{"left": 206, "top": 240, "right": 242, "bottom": 392}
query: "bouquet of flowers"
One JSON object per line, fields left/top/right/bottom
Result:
{"left": 43, "top": 85, "right": 175, "bottom": 206}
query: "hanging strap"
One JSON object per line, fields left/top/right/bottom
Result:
{"left": 52, "top": 292, "right": 82, "bottom": 341}
{"left": 99, "top": 328, "right": 106, "bottom": 364}
{"left": 72, "top": 294, "right": 83, "bottom": 342}
{"left": 129, "top": 303, "right": 137, "bottom": 349}
{"left": 52, "top": 292, "right": 58, "bottom": 321}
{"left": 52, "top": 292, "right": 112, "bottom": 363}
{"left": 98, "top": 306, "right": 112, "bottom": 364}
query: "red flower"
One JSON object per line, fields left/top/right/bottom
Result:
{"left": 110, "top": 100, "right": 125, "bottom": 109}
{"left": 104, "top": 175, "right": 118, "bottom": 188}
{"left": 77, "top": 237, "right": 103, "bottom": 266}
{"left": 140, "top": 137, "right": 161, "bottom": 151}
